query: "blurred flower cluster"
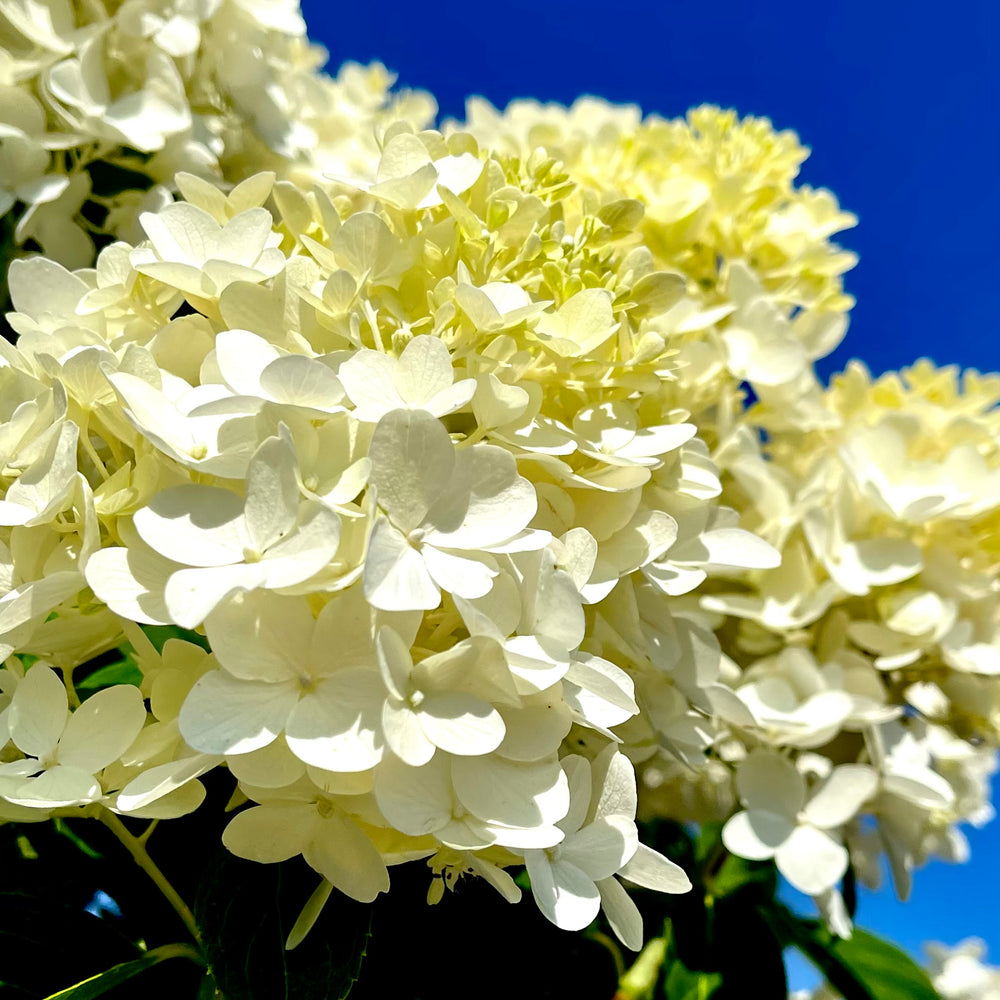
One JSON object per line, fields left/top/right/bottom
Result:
{"left": 0, "top": 0, "right": 998, "bottom": 954}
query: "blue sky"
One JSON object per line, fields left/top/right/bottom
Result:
{"left": 301, "top": 0, "right": 1000, "bottom": 980}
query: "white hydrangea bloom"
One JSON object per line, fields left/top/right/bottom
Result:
{"left": 722, "top": 750, "right": 877, "bottom": 895}
{"left": 0, "top": 665, "right": 145, "bottom": 808}
{"left": 927, "top": 940, "right": 1000, "bottom": 1000}
{"left": 0, "top": 40, "right": 995, "bottom": 947}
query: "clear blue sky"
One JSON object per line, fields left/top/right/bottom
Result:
{"left": 300, "top": 0, "right": 1000, "bottom": 979}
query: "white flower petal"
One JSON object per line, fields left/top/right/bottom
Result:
{"left": 284, "top": 671, "right": 385, "bottom": 772}
{"left": 179, "top": 672, "right": 297, "bottom": 755}
{"left": 451, "top": 755, "right": 569, "bottom": 829}
{"left": 735, "top": 749, "right": 806, "bottom": 817}
{"left": 9, "top": 764, "right": 101, "bottom": 807}
{"left": 364, "top": 518, "right": 440, "bottom": 612}
{"left": 205, "top": 592, "right": 310, "bottom": 682}
{"left": 243, "top": 434, "right": 299, "bottom": 553}
{"left": 374, "top": 754, "right": 452, "bottom": 837}
{"left": 117, "top": 753, "right": 221, "bottom": 812}
{"left": 802, "top": 764, "right": 879, "bottom": 829}
{"left": 421, "top": 545, "right": 496, "bottom": 600}
{"left": 9, "top": 664, "right": 66, "bottom": 759}
{"left": 85, "top": 545, "right": 176, "bottom": 625}
{"left": 776, "top": 824, "right": 849, "bottom": 896}
{"left": 375, "top": 625, "right": 412, "bottom": 701}
{"left": 165, "top": 563, "right": 266, "bottom": 629}
{"left": 597, "top": 876, "right": 643, "bottom": 951}
{"left": 418, "top": 691, "right": 506, "bottom": 757}
{"left": 58, "top": 684, "right": 146, "bottom": 772}
{"left": 381, "top": 700, "right": 436, "bottom": 767}
{"left": 618, "top": 843, "right": 692, "bottom": 894}
{"left": 303, "top": 812, "right": 390, "bottom": 902}
{"left": 259, "top": 503, "right": 340, "bottom": 588}
{"left": 222, "top": 803, "right": 317, "bottom": 862}
{"left": 227, "top": 739, "right": 305, "bottom": 789}
{"left": 564, "top": 816, "right": 638, "bottom": 881}
{"left": 525, "top": 852, "right": 600, "bottom": 930}
{"left": 368, "top": 409, "right": 454, "bottom": 532}
{"left": 721, "top": 809, "right": 792, "bottom": 860}
{"left": 134, "top": 485, "right": 247, "bottom": 566}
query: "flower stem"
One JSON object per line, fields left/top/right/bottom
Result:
{"left": 99, "top": 808, "right": 202, "bottom": 945}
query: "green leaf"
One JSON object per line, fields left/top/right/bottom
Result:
{"left": 708, "top": 852, "right": 777, "bottom": 900}
{"left": 195, "top": 851, "right": 372, "bottom": 1000}
{"left": 196, "top": 972, "right": 222, "bottom": 999}
{"left": 767, "top": 906, "right": 940, "bottom": 1000}
{"left": 663, "top": 960, "right": 721, "bottom": 1000}
{"left": 75, "top": 656, "right": 142, "bottom": 692}
{"left": 618, "top": 936, "right": 666, "bottom": 1000}
{"left": 43, "top": 943, "right": 204, "bottom": 999}
{"left": 140, "top": 624, "right": 210, "bottom": 653}
{"left": 53, "top": 818, "right": 103, "bottom": 859}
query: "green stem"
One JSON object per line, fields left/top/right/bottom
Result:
{"left": 98, "top": 809, "right": 202, "bottom": 945}
{"left": 617, "top": 927, "right": 668, "bottom": 1000}
{"left": 136, "top": 942, "right": 206, "bottom": 967}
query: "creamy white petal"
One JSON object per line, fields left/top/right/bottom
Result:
{"left": 178, "top": 672, "right": 297, "bottom": 755}
{"left": 735, "top": 750, "right": 805, "bottom": 817}
{"left": 258, "top": 504, "right": 341, "bottom": 588}
{"left": 164, "top": 563, "right": 265, "bottom": 629}
{"left": 381, "top": 700, "right": 436, "bottom": 767}
{"left": 243, "top": 434, "right": 299, "bottom": 553}
{"left": 8, "top": 765, "right": 99, "bottom": 807}
{"left": 563, "top": 816, "right": 638, "bottom": 881}
{"left": 421, "top": 545, "right": 497, "bottom": 600}
{"left": 593, "top": 748, "right": 638, "bottom": 821}
{"left": 227, "top": 739, "right": 305, "bottom": 789}
{"left": 721, "top": 809, "right": 792, "bottom": 860}
{"left": 418, "top": 691, "right": 505, "bottom": 757}
{"left": 368, "top": 409, "right": 454, "bottom": 532}
{"left": 452, "top": 755, "right": 569, "bottom": 829}
{"left": 303, "top": 812, "right": 390, "bottom": 902}
{"left": 802, "top": 765, "right": 879, "bottom": 830}
{"left": 205, "top": 592, "right": 311, "bottom": 682}
{"left": 618, "top": 843, "right": 692, "bottom": 893}
{"left": 375, "top": 625, "right": 412, "bottom": 701}
{"left": 597, "top": 876, "right": 643, "bottom": 951}
{"left": 525, "top": 852, "right": 601, "bottom": 930}
{"left": 374, "top": 754, "right": 451, "bottom": 837}
{"left": 58, "top": 684, "right": 146, "bottom": 772}
{"left": 364, "top": 518, "right": 440, "bottom": 612}
{"left": 776, "top": 824, "right": 849, "bottom": 896}
{"left": 134, "top": 485, "right": 247, "bottom": 566}
{"left": 82, "top": 539, "right": 166, "bottom": 621}
{"left": 9, "top": 664, "right": 66, "bottom": 759}
{"left": 285, "top": 672, "right": 384, "bottom": 772}
{"left": 117, "top": 754, "right": 222, "bottom": 812}
{"left": 223, "top": 803, "right": 317, "bottom": 862}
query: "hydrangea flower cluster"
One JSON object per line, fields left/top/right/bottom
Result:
{"left": 697, "top": 361, "right": 1000, "bottom": 912}
{"left": 1, "top": 0, "right": 998, "bottom": 958}
{"left": 0, "top": 0, "right": 433, "bottom": 269}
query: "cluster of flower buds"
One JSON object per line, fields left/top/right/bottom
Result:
{"left": 0, "top": 0, "right": 997, "bottom": 951}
